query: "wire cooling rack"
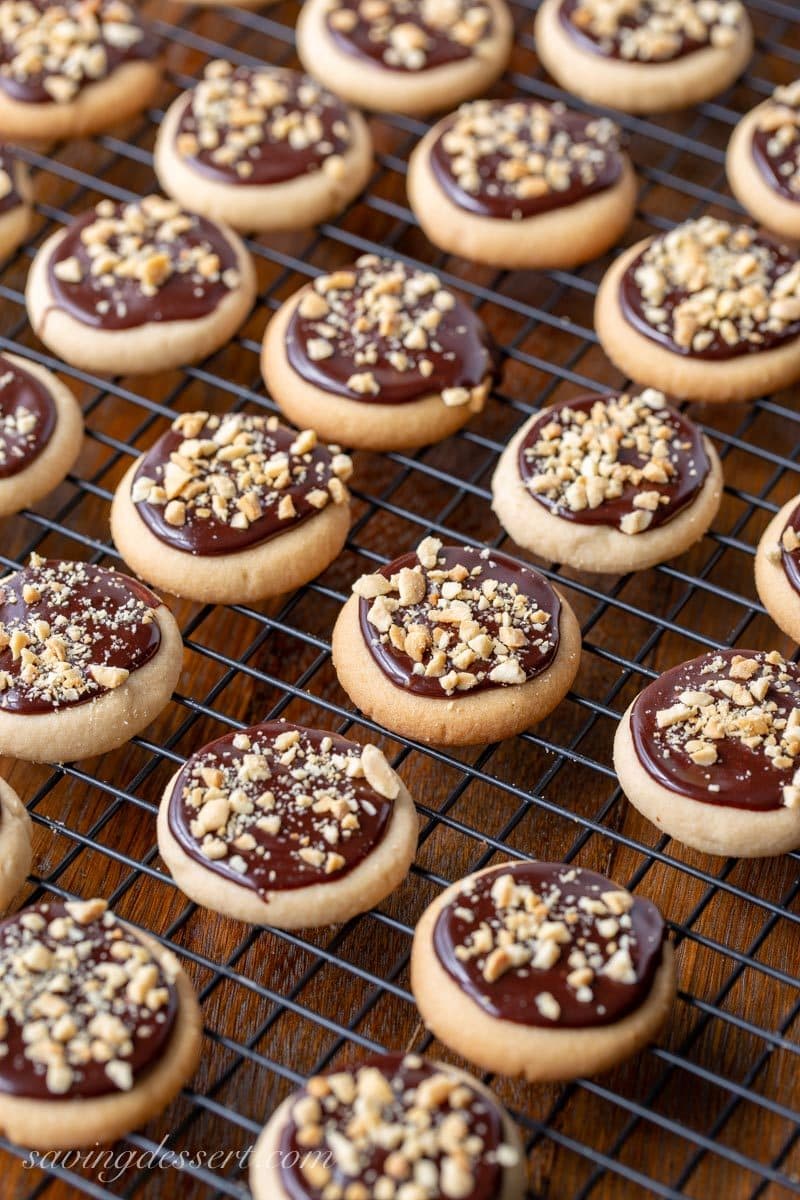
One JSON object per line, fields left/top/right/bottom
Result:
{"left": 2, "top": 1, "right": 800, "bottom": 1197}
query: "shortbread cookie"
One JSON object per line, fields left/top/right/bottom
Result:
{"left": 408, "top": 99, "right": 637, "bottom": 269}
{"left": 26, "top": 195, "right": 256, "bottom": 376}
{"left": 492, "top": 388, "right": 723, "bottom": 574}
{"left": 0, "top": 1, "right": 161, "bottom": 141}
{"left": 154, "top": 61, "right": 373, "bottom": 234}
{"left": 250, "top": 1052, "right": 526, "bottom": 1200}
{"left": 0, "top": 777, "right": 32, "bottom": 914}
{"left": 412, "top": 860, "right": 674, "bottom": 1081}
{"left": 332, "top": 536, "right": 581, "bottom": 745}
{"left": 0, "top": 897, "right": 201, "bottom": 1150}
{"left": 535, "top": 0, "right": 752, "bottom": 115}
{"left": 595, "top": 217, "right": 800, "bottom": 404}
{"left": 296, "top": 0, "right": 512, "bottom": 117}
{"left": 261, "top": 256, "right": 494, "bottom": 451}
{"left": 0, "top": 555, "right": 183, "bottom": 763}
{"left": 755, "top": 496, "right": 800, "bottom": 643}
{"left": 727, "top": 81, "right": 800, "bottom": 242}
{"left": 614, "top": 649, "right": 800, "bottom": 857}
{"left": 158, "top": 722, "right": 418, "bottom": 928}
{"left": 111, "top": 411, "right": 352, "bottom": 606}
{"left": 0, "top": 146, "right": 33, "bottom": 260}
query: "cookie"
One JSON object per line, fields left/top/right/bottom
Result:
{"left": 614, "top": 649, "right": 800, "bottom": 857}
{"left": 412, "top": 860, "right": 675, "bottom": 1081}
{"left": 296, "top": 0, "right": 512, "bottom": 117}
{"left": 727, "top": 81, "right": 800, "bottom": 243}
{"left": 595, "top": 216, "right": 800, "bottom": 404}
{"left": 0, "top": 555, "right": 183, "bottom": 763}
{"left": 0, "top": 777, "right": 32, "bottom": 914}
{"left": 535, "top": 0, "right": 752, "bottom": 115}
{"left": 492, "top": 388, "right": 723, "bottom": 574}
{"left": 0, "top": 1, "right": 161, "bottom": 141}
{"left": 0, "top": 146, "right": 33, "bottom": 261}
{"left": 154, "top": 61, "right": 373, "bottom": 234}
{"left": 111, "top": 411, "right": 352, "bottom": 606}
{"left": 754, "top": 496, "right": 800, "bottom": 644}
{"left": 26, "top": 194, "right": 257, "bottom": 377}
{"left": 408, "top": 99, "right": 637, "bottom": 269}
{"left": 249, "top": 1052, "right": 526, "bottom": 1200}
{"left": 0, "top": 896, "right": 201, "bottom": 1150}
{"left": 158, "top": 721, "right": 418, "bottom": 928}
{"left": 261, "top": 256, "right": 494, "bottom": 451}
{"left": 332, "top": 535, "right": 581, "bottom": 746}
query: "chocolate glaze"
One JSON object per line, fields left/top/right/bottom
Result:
{"left": 434, "top": 862, "right": 665, "bottom": 1027}
{"left": 429, "top": 101, "right": 624, "bottom": 220}
{"left": 0, "top": 146, "right": 24, "bottom": 215}
{"left": 630, "top": 649, "right": 800, "bottom": 810}
{"left": 0, "top": 559, "right": 162, "bottom": 715}
{"left": 0, "top": 901, "right": 177, "bottom": 1100}
{"left": 326, "top": 0, "right": 487, "bottom": 71}
{"left": 780, "top": 500, "right": 800, "bottom": 594}
{"left": 0, "top": 356, "right": 57, "bottom": 479}
{"left": 558, "top": 0, "right": 713, "bottom": 62}
{"left": 752, "top": 124, "right": 800, "bottom": 204}
{"left": 280, "top": 1053, "right": 506, "bottom": 1200}
{"left": 166, "top": 722, "right": 394, "bottom": 895}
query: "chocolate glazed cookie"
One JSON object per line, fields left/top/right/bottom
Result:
{"left": 727, "top": 81, "right": 800, "bottom": 242}
{"left": 755, "top": 494, "right": 800, "bottom": 644}
{"left": 0, "top": 776, "right": 32, "bottom": 915}
{"left": 0, "top": 145, "right": 32, "bottom": 261}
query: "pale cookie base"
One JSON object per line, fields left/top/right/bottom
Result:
{"left": 613, "top": 703, "right": 800, "bottom": 857}
{"left": 0, "top": 354, "right": 84, "bottom": 518}
{"left": 408, "top": 129, "right": 637, "bottom": 269}
{"left": 727, "top": 104, "right": 800, "bottom": 242}
{"left": 0, "top": 932, "right": 202, "bottom": 1151}
{"left": 0, "top": 601, "right": 183, "bottom": 763}
{"left": 0, "top": 61, "right": 161, "bottom": 142}
{"left": 250, "top": 1069, "right": 527, "bottom": 1200}
{"left": 331, "top": 588, "right": 582, "bottom": 746}
{"left": 0, "top": 158, "right": 33, "bottom": 260}
{"left": 26, "top": 223, "right": 257, "bottom": 377}
{"left": 535, "top": 0, "right": 752, "bottom": 114}
{"left": 261, "top": 288, "right": 491, "bottom": 451}
{"left": 595, "top": 240, "right": 800, "bottom": 403}
{"left": 157, "top": 766, "right": 419, "bottom": 928}
{"left": 154, "top": 96, "right": 374, "bottom": 233}
{"left": 754, "top": 496, "right": 800, "bottom": 643}
{"left": 111, "top": 458, "right": 351, "bottom": 605}
{"left": 411, "top": 864, "right": 676, "bottom": 1081}
{"left": 491, "top": 414, "right": 723, "bottom": 574}
{"left": 296, "top": 0, "right": 512, "bottom": 117}
{"left": 0, "top": 777, "right": 32, "bottom": 914}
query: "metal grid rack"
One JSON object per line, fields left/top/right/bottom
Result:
{"left": 1, "top": 0, "right": 800, "bottom": 1196}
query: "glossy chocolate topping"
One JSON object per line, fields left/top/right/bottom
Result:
{"left": 778, "top": 499, "right": 800, "bottom": 596}
{"left": 47, "top": 195, "right": 241, "bottom": 331}
{"left": 0, "top": 556, "right": 162, "bottom": 715}
{"left": 557, "top": 0, "right": 744, "bottom": 63}
{"left": 430, "top": 99, "right": 624, "bottom": 220}
{"left": 167, "top": 722, "right": 396, "bottom": 895}
{"left": 518, "top": 389, "right": 710, "bottom": 534}
{"left": 356, "top": 537, "right": 560, "bottom": 698}
{"left": 630, "top": 649, "right": 800, "bottom": 811}
{"left": 286, "top": 255, "right": 493, "bottom": 406}
{"left": 0, "top": 356, "right": 57, "bottom": 479}
{"left": 325, "top": 0, "right": 494, "bottom": 72}
{"left": 0, "top": 145, "right": 24, "bottom": 215}
{"left": 131, "top": 412, "right": 352, "bottom": 557}
{"left": 751, "top": 82, "right": 800, "bottom": 204}
{"left": 174, "top": 61, "right": 355, "bottom": 188}
{"left": 280, "top": 1053, "right": 515, "bottom": 1200}
{"left": 620, "top": 217, "right": 800, "bottom": 361}
{"left": 434, "top": 862, "right": 665, "bottom": 1028}
{"left": 0, "top": 898, "right": 177, "bottom": 1100}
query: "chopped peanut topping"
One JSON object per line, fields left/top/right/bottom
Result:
{"left": 566, "top": 0, "right": 745, "bottom": 62}
{"left": 326, "top": 0, "right": 495, "bottom": 71}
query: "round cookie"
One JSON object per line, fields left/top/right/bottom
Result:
{"left": 296, "top": 0, "right": 512, "bottom": 117}
{"left": 408, "top": 98, "right": 637, "bottom": 269}
{"left": 26, "top": 194, "right": 257, "bottom": 377}
{"left": 250, "top": 1052, "right": 526, "bottom": 1200}
{"left": 727, "top": 81, "right": 800, "bottom": 242}
{"left": 595, "top": 217, "right": 800, "bottom": 404}
{"left": 158, "top": 721, "right": 418, "bottom": 928}
{"left": 614, "top": 649, "right": 800, "bottom": 857}
{"left": 0, "top": 1, "right": 162, "bottom": 141}
{"left": 755, "top": 495, "right": 800, "bottom": 644}
{"left": 154, "top": 61, "right": 373, "bottom": 234}
{"left": 535, "top": 0, "right": 752, "bottom": 115}
{"left": 0, "top": 896, "right": 201, "bottom": 1151}
{"left": 261, "top": 256, "right": 494, "bottom": 451}
{"left": 412, "top": 860, "right": 675, "bottom": 1081}
{"left": 111, "top": 411, "right": 352, "bottom": 606}
{"left": 0, "top": 777, "right": 32, "bottom": 914}
{"left": 492, "top": 388, "right": 723, "bottom": 574}
{"left": 331, "top": 535, "right": 582, "bottom": 746}
{"left": 0, "top": 555, "right": 183, "bottom": 763}
{"left": 0, "top": 146, "right": 33, "bottom": 260}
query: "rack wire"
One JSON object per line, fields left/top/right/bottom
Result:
{"left": 1, "top": 0, "right": 799, "bottom": 1196}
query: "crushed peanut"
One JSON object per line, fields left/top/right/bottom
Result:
{"left": 326, "top": 0, "right": 495, "bottom": 71}
{"left": 753, "top": 80, "right": 800, "bottom": 200}
{"left": 0, "top": 359, "right": 53, "bottom": 473}
{"left": 564, "top": 0, "right": 745, "bottom": 62}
